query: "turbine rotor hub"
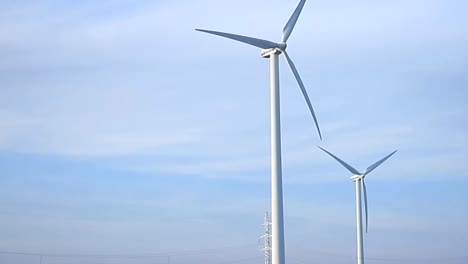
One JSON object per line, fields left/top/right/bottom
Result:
{"left": 278, "top": 42, "right": 287, "bottom": 50}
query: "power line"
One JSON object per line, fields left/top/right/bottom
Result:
{"left": 288, "top": 252, "right": 468, "bottom": 263}
{"left": 1, "top": 246, "right": 466, "bottom": 263}
{"left": 0, "top": 244, "right": 257, "bottom": 259}
{"left": 218, "top": 256, "right": 263, "bottom": 264}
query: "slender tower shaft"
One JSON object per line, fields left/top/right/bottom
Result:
{"left": 269, "top": 51, "right": 285, "bottom": 264}
{"left": 354, "top": 177, "right": 364, "bottom": 264}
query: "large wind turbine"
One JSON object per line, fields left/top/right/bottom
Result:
{"left": 196, "top": 2, "right": 321, "bottom": 264}
{"left": 318, "top": 147, "right": 397, "bottom": 264}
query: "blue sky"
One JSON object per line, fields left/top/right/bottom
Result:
{"left": 1, "top": 0, "right": 467, "bottom": 263}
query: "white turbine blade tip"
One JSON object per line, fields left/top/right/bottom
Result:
{"left": 283, "top": 51, "right": 322, "bottom": 139}
{"left": 282, "top": 0, "right": 306, "bottom": 43}
{"left": 363, "top": 150, "right": 398, "bottom": 176}
{"left": 362, "top": 179, "right": 368, "bottom": 233}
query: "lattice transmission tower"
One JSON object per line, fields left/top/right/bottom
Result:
{"left": 259, "top": 210, "right": 272, "bottom": 264}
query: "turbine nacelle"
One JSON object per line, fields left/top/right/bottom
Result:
{"left": 350, "top": 174, "right": 364, "bottom": 181}
{"left": 261, "top": 47, "right": 283, "bottom": 58}
{"left": 261, "top": 42, "right": 287, "bottom": 58}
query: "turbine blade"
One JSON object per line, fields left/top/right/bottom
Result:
{"left": 196, "top": 29, "right": 279, "bottom": 49}
{"left": 282, "top": 0, "right": 306, "bottom": 43}
{"left": 362, "top": 179, "right": 368, "bottom": 233}
{"left": 318, "top": 146, "right": 361, "bottom": 175}
{"left": 283, "top": 50, "right": 322, "bottom": 140}
{"left": 363, "top": 150, "right": 398, "bottom": 176}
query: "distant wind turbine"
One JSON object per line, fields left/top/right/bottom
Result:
{"left": 318, "top": 147, "right": 397, "bottom": 264}
{"left": 196, "top": 2, "right": 321, "bottom": 264}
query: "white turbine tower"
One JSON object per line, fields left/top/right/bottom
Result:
{"left": 318, "top": 147, "right": 397, "bottom": 264}
{"left": 197, "top": 2, "right": 321, "bottom": 264}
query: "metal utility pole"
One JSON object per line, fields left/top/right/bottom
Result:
{"left": 259, "top": 210, "right": 272, "bottom": 264}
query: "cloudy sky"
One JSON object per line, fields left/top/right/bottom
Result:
{"left": 1, "top": 0, "right": 467, "bottom": 263}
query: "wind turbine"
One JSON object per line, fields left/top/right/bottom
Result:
{"left": 318, "top": 147, "right": 397, "bottom": 264}
{"left": 196, "top": 1, "right": 321, "bottom": 264}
